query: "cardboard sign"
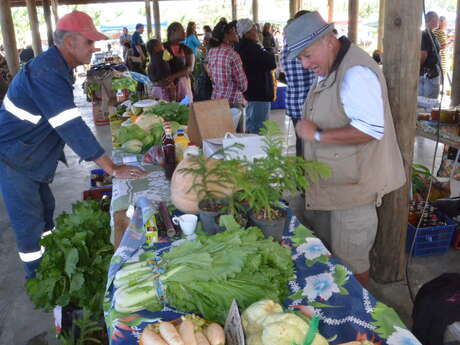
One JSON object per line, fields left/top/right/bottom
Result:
{"left": 188, "top": 99, "right": 236, "bottom": 146}
{"left": 224, "top": 299, "right": 245, "bottom": 345}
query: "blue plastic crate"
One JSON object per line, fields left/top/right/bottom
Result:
{"left": 271, "top": 84, "right": 286, "bottom": 109}
{"left": 406, "top": 211, "right": 457, "bottom": 256}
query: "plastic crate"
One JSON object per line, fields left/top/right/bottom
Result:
{"left": 406, "top": 211, "right": 457, "bottom": 256}
{"left": 271, "top": 84, "right": 286, "bottom": 109}
{"left": 82, "top": 187, "right": 112, "bottom": 200}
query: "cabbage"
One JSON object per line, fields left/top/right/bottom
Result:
{"left": 121, "top": 139, "right": 143, "bottom": 153}
{"left": 117, "top": 124, "right": 146, "bottom": 144}
{"left": 142, "top": 134, "right": 154, "bottom": 146}
{"left": 136, "top": 115, "right": 162, "bottom": 132}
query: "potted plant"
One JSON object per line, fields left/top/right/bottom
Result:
{"left": 236, "top": 121, "right": 331, "bottom": 241}
{"left": 178, "top": 145, "right": 245, "bottom": 234}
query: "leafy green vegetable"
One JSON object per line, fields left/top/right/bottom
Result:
{"left": 26, "top": 201, "right": 113, "bottom": 316}
{"left": 145, "top": 102, "right": 190, "bottom": 125}
{"left": 150, "top": 123, "right": 165, "bottom": 146}
{"left": 112, "top": 77, "right": 137, "bottom": 92}
{"left": 122, "top": 139, "right": 144, "bottom": 153}
{"left": 113, "top": 215, "right": 294, "bottom": 323}
{"left": 116, "top": 124, "right": 146, "bottom": 144}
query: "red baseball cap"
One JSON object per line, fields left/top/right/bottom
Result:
{"left": 57, "top": 11, "right": 108, "bottom": 41}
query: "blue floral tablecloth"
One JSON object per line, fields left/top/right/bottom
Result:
{"left": 104, "top": 197, "right": 421, "bottom": 345}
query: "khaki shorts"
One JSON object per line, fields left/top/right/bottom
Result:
{"left": 304, "top": 204, "right": 378, "bottom": 274}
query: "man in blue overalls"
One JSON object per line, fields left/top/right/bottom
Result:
{"left": 0, "top": 11, "right": 146, "bottom": 279}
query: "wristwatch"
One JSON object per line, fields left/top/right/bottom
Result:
{"left": 314, "top": 129, "right": 322, "bottom": 142}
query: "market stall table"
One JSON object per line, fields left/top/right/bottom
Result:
{"left": 416, "top": 119, "right": 460, "bottom": 150}
{"left": 110, "top": 149, "right": 170, "bottom": 247}
{"left": 106, "top": 186, "right": 422, "bottom": 345}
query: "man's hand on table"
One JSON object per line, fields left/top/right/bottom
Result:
{"left": 113, "top": 165, "right": 147, "bottom": 179}
{"left": 95, "top": 155, "right": 147, "bottom": 179}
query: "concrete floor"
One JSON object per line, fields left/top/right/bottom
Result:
{"left": 1, "top": 83, "right": 459, "bottom": 344}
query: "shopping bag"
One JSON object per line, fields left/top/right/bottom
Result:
{"left": 222, "top": 133, "right": 266, "bottom": 162}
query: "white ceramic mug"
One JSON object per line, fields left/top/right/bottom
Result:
{"left": 172, "top": 214, "right": 198, "bottom": 236}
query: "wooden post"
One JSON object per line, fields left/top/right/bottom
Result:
{"left": 51, "top": 0, "right": 59, "bottom": 25}
{"left": 370, "top": 0, "right": 423, "bottom": 283}
{"left": 377, "top": 0, "right": 385, "bottom": 51}
{"left": 43, "top": 0, "right": 54, "bottom": 47}
{"left": 0, "top": 0, "right": 20, "bottom": 76}
{"left": 289, "top": 0, "right": 301, "bottom": 19}
{"left": 231, "top": 0, "right": 237, "bottom": 21}
{"left": 25, "top": 0, "right": 43, "bottom": 56}
{"left": 348, "top": 0, "right": 359, "bottom": 43}
{"left": 152, "top": 0, "right": 161, "bottom": 40}
{"left": 252, "top": 0, "right": 259, "bottom": 24}
{"left": 451, "top": 0, "right": 460, "bottom": 106}
{"left": 328, "top": 0, "right": 334, "bottom": 23}
{"left": 145, "top": 0, "right": 152, "bottom": 39}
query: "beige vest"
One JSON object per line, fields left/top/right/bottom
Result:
{"left": 303, "top": 43, "right": 406, "bottom": 210}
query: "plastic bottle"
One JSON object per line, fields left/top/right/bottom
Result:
{"left": 162, "top": 125, "right": 176, "bottom": 180}
{"left": 174, "top": 129, "right": 191, "bottom": 162}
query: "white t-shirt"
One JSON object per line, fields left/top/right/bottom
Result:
{"left": 317, "top": 65, "right": 384, "bottom": 140}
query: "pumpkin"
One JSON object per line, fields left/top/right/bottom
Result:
{"left": 170, "top": 157, "right": 235, "bottom": 214}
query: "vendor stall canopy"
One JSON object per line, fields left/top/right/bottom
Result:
{"left": 10, "top": 0, "right": 192, "bottom": 6}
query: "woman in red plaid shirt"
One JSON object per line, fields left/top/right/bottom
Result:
{"left": 207, "top": 21, "right": 248, "bottom": 108}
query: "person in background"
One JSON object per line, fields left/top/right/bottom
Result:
{"left": 420, "top": 11, "right": 441, "bottom": 99}
{"left": 203, "top": 25, "right": 213, "bottom": 48}
{"left": 285, "top": 11, "right": 405, "bottom": 287}
{"left": 207, "top": 20, "right": 247, "bottom": 109}
{"left": 131, "top": 23, "right": 147, "bottom": 95}
{"left": 0, "top": 11, "right": 146, "bottom": 280}
{"left": 255, "top": 23, "right": 264, "bottom": 43}
{"left": 19, "top": 45, "right": 34, "bottom": 64}
{"left": 372, "top": 49, "right": 382, "bottom": 65}
{"left": 433, "top": 15, "right": 448, "bottom": 76}
{"left": 131, "top": 23, "right": 146, "bottom": 65}
{"left": 262, "top": 23, "right": 276, "bottom": 54}
{"left": 236, "top": 18, "right": 276, "bottom": 134}
{"left": 281, "top": 10, "right": 315, "bottom": 157}
{"left": 164, "top": 22, "right": 194, "bottom": 102}
{"left": 185, "top": 22, "right": 201, "bottom": 57}
{"left": 273, "top": 25, "right": 282, "bottom": 52}
{"left": 219, "top": 17, "right": 227, "bottom": 24}
{"left": 119, "top": 27, "right": 132, "bottom": 59}
{"left": 146, "top": 38, "right": 176, "bottom": 101}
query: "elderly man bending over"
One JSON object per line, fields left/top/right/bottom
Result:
{"left": 284, "top": 12, "right": 406, "bottom": 286}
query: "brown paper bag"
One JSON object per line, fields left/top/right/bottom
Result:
{"left": 188, "top": 99, "right": 236, "bottom": 146}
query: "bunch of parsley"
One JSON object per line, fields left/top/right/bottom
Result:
{"left": 26, "top": 200, "right": 113, "bottom": 316}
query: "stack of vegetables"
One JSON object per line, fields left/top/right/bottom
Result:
{"left": 140, "top": 316, "right": 225, "bottom": 345}
{"left": 113, "top": 216, "right": 293, "bottom": 324}
{"left": 115, "top": 101, "right": 189, "bottom": 154}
